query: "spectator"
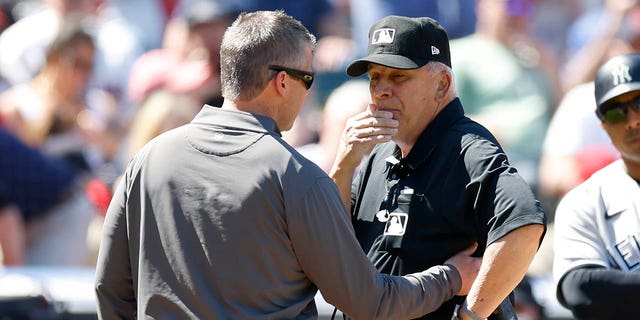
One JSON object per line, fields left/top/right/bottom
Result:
{"left": 450, "top": 0, "right": 559, "bottom": 187}
{"left": 538, "top": 12, "right": 640, "bottom": 212}
{"left": 127, "top": 0, "right": 237, "bottom": 108}
{"left": 0, "top": 21, "right": 117, "bottom": 172}
{"left": 0, "top": 0, "right": 102, "bottom": 86}
{"left": 125, "top": 89, "right": 202, "bottom": 161}
{"left": 0, "top": 0, "right": 153, "bottom": 127}
{"left": 561, "top": 0, "right": 640, "bottom": 93}
{"left": 0, "top": 129, "right": 94, "bottom": 266}
{"left": 538, "top": 81, "right": 620, "bottom": 212}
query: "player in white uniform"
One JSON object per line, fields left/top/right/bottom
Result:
{"left": 553, "top": 53, "right": 640, "bottom": 319}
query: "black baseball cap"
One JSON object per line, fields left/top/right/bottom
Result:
{"left": 595, "top": 54, "right": 640, "bottom": 111}
{"left": 346, "top": 15, "right": 451, "bottom": 77}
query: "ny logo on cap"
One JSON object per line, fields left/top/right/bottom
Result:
{"left": 612, "top": 64, "right": 632, "bottom": 86}
{"left": 371, "top": 28, "right": 395, "bottom": 44}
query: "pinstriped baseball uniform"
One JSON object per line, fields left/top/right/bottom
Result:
{"left": 554, "top": 160, "right": 640, "bottom": 284}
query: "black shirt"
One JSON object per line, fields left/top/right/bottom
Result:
{"left": 350, "top": 98, "right": 547, "bottom": 319}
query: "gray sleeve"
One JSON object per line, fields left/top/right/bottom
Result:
{"left": 288, "top": 177, "right": 461, "bottom": 320}
{"left": 95, "top": 176, "right": 137, "bottom": 320}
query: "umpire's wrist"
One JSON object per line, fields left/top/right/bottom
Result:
{"left": 463, "top": 300, "right": 488, "bottom": 320}
{"left": 452, "top": 300, "right": 487, "bottom": 320}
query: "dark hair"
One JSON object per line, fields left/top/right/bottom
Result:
{"left": 45, "top": 17, "right": 95, "bottom": 64}
{"left": 220, "top": 10, "right": 316, "bottom": 100}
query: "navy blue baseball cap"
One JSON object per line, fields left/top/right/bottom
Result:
{"left": 595, "top": 54, "right": 640, "bottom": 110}
{"left": 346, "top": 15, "right": 451, "bottom": 77}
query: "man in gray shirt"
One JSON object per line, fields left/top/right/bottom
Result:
{"left": 94, "top": 10, "right": 481, "bottom": 320}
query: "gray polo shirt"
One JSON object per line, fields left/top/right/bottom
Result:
{"left": 95, "top": 105, "right": 462, "bottom": 320}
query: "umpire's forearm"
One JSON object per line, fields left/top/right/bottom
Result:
{"left": 462, "top": 224, "right": 544, "bottom": 318}
{"left": 329, "top": 162, "right": 355, "bottom": 214}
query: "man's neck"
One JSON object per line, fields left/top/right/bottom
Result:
{"left": 221, "top": 94, "right": 276, "bottom": 120}
{"left": 397, "top": 143, "right": 412, "bottom": 158}
{"left": 624, "top": 158, "right": 640, "bottom": 181}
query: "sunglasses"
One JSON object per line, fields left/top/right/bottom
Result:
{"left": 269, "top": 65, "right": 314, "bottom": 90}
{"left": 600, "top": 95, "right": 640, "bottom": 124}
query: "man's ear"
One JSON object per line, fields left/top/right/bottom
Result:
{"left": 274, "top": 71, "right": 287, "bottom": 96}
{"left": 435, "top": 72, "right": 451, "bottom": 100}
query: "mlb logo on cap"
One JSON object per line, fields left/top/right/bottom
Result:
{"left": 371, "top": 28, "right": 395, "bottom": 44}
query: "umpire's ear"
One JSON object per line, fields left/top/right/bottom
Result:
{"left": 435, "top": 70, "right": 451, "bottom": 101}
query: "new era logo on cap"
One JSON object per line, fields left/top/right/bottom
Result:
{"left": 371, "top": 28, "right": 395, "bottom": 44}
{"left": 431, "top": 46, "right": 440, "bottom": 55}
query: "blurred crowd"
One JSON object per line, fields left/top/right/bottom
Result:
{"left": 0, "top": 0, "right": 638, "bottom": 317}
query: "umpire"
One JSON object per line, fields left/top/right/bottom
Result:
{"left": 330, "top": 15, "right": 547, "bottom": 320}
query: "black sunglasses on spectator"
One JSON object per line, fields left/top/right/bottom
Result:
{"left": 269, "top": 65, "right": 314, "bottom": 90}
{"left": 600, "top": 95, "right": 640, "bottom": 124}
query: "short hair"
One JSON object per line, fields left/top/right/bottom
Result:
{"left": 220, "top": 10, "right": 316, "bottom": 100}
{"left": 425, "top": 61, "right": 458, "bottom": 96}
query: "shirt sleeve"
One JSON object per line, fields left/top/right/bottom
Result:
{"left": 95, "top": 174, "right": 137, "bottom": 320}
{"left": 287, "top": 177, "right": 462, "bottom": 320}
{"left": 558, "top": 266, "right": 640, "bottom": 318}
{"left": 463, "top": 137, "right": 546, "bottom": 246}
{"left": 350, "top": 166, "right": 364, "bottom": 215}
{"left": 553, "top": 185, "right": 609, "bottom": 284}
